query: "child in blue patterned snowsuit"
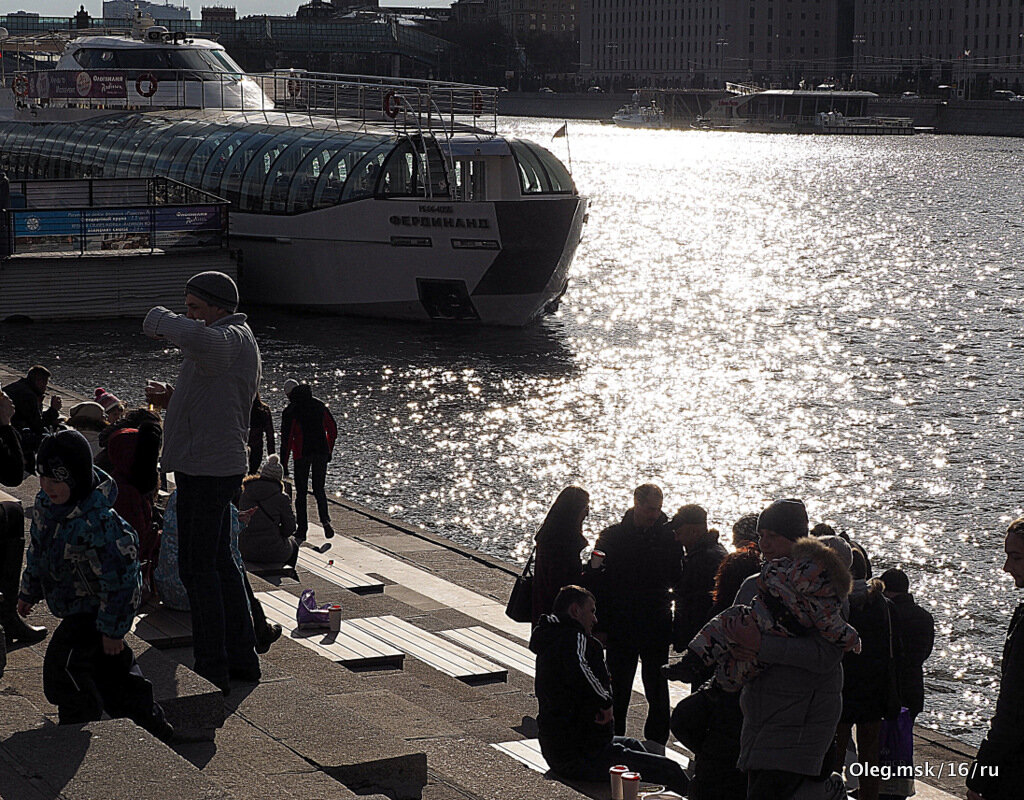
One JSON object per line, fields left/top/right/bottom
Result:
{"left": 16, "top": 430, "right": 172, "bottom": 739}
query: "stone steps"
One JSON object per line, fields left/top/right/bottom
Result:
{"left": 3, "top": 605, "right": 225, "bottom": 739}
{"left": 0, "top": 693, "right": 233, "bottom": 800}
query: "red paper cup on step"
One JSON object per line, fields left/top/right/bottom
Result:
{"left": 621, "top": 771, "right": 641, "bottom": 800}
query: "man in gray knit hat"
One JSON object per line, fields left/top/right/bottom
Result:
{"left": 143, "top": 270, "right": 261, "bottom": 695}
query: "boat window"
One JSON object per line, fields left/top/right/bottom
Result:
{"left": 217, "top": 129, "right": 275, "bottom": 206}
{"left": 132, "top": 120, "right": 177, "bottom": 174}
{"left": 312, "top": 137, "right": 382, "bottom": 209}
{"left": 153, "top": 121, "right": 222, "bottom": 180}
{"left": 261, "top": 131, "right": 324, "bottom": 213}
{"left": 73, "top": 49, "right": 115, "bottom": 69}
{"left": 235, "top": 128, "right": 304, "bottom": 213}
{"left": 71, "top": 47, "right": 241, "bottom": 80}
{"left": 378, "top": 137, "right": 450, "bottom": 199}
{"left": 452, "top": 159, "right": 486, "bottom": 201}
{"left": 509, "top": 140, "right": 574, "bottom": 194}
{"left": 284, "top": 134, "right": 354, "bottom": 213}
{"left": 206, "top": 49, "right": 244, "bottom": 77}
{"left": 340, "top": 142, "right": 393, "bottom": 202}
{"left": 182, "top": 128, "right": 234, "bottom": 188}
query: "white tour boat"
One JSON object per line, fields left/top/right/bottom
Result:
{"left": 0, "top": 22, "right": 587, "bottom": 325}
{"left": 695, "top": 84, "right": 915, "bottom": 135}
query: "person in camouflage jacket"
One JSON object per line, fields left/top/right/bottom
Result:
{"left": 16, "top": 430, "right": 172, "bottom": 739}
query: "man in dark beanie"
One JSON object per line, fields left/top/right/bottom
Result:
{"left": 754, "top": 497, "right": 808, "bottom": 563}
{"left": 143, "top": 270, "right": 261, "bottom": 695}
{"left": 726, "top": 496, "right": 845, "bottom": 800}
{"left": 184, "top": 271, "right": 239, "bottom": 314}
{"left": 670, "top": 503, "right": 726, "bottom": 651}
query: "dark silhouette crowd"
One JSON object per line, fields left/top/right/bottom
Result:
{"left": 524, "top": 484, "right": 964, "bottom": 800}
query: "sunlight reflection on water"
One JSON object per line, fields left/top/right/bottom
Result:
{"left": 5, "top": 122, "right": 1024, "bottom": 741}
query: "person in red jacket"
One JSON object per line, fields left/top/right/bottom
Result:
{"left": 279, "top": 382, "right": 338, "bottom": 540}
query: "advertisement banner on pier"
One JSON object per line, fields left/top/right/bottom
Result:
{"left": 154, "top": 206, "right": 224, "bottom": 231}
{"left": 28, "top": 71, "right": 127, "bottom": 99}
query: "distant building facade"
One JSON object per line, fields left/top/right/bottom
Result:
{"left": 581, "top": 0, "right": 1024, "bottom": 91}
{"left": 103, "top": 0, "right": 191, "bottom": 22}
{"left": 201, "top": 5, "right": 236, "bottom": 22}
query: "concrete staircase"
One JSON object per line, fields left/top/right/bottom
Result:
{"left": 0, "top": 569, "right": 599, "bottom": 800}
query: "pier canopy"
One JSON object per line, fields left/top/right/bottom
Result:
{"left": 0, "top": 114, "right": 450, "bottom": 215}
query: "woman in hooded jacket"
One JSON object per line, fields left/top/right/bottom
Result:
{"left": 531, "top": 486, "right": 589, "bottom": 625}
{"left": 239, "top": 455, "right": 298, "bottom": 567}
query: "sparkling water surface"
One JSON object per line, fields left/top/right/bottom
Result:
{"left": 4, "top": 120, "right": 1024, "bottom": 743}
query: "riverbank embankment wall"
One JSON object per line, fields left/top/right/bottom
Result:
{"left": 501, "top": 92, "right": 1024, "bottom": 136}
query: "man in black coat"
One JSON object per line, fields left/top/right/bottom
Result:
{"left": 2, "top": 365, "right": 61, "bottom": 466}
{"left": 880, "top": 567, "right": 934, "bottom": 719}
{"left": 280, "top": 381, "right": 338, "bottom": 539}
{"left": 530, "top": 585, "right": 689, "bottom": 794}
{"left": 590, "top": 483, "right": 680, "bottom": 744}
{"left": 967, "top": 518, "right": 1024, "bottom": 800}
{"left": 0, "top": 389, "right": 47, "bottom": 674}
{"left": 670, "top": 504, "right": 727, "bottom": 652}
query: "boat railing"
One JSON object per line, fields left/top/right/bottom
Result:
{"left": 5, "top": 67, "right": 499, "bottom": 136}
{"left": 0, "top": 176, "right": 228, "bottom": 259}
{"left": 253, "top": 70, "right": 499, "bottom": 135}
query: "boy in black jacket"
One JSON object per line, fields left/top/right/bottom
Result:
{"left": 529, "top": 585, "right": 689, "bottom": 794}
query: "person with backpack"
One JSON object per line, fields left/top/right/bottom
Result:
{"left": 279, "top": 381, "right": 338, "bottom": 540}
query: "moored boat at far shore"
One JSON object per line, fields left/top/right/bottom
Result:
{"left": 695, "top": 84, "right": 915, "bottom": 135}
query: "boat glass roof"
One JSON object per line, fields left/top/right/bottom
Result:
{"left": 0, "top": 113, "right": 444, "bottom": 214}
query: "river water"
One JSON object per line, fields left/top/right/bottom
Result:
{"left": 4, "top": 120, "right": 1024, "bottom": 743}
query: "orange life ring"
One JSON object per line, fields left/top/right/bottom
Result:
{"left": 135, "top": 72, "right": 158, "bottom": 98}
{"left": 472, "top": 90, "right": 483, "bottom": 115}
{"left": 383, "top": 89, "right": 402, "bottom": 119}
{"left": 12, "top": 74, "right": 29, "bottom": 98}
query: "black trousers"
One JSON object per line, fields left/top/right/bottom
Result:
{"left": 746, "top": 769, "right": 806, "bottom": 800}
{"left": 605, "top": 635, "right": 670, "bottom": 743}
{"left": 43, "top": 613, "right": 168, "bottom": 736}
{"left": 294, "top": 454, "right": 330, "bottom": 533}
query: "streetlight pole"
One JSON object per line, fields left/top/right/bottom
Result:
{"left": 716, "top": 38, "right": 728, "bottom": 87}
{"left": 852, "top": 33, "right": 865, "bottom": 89}
{"left": 606, "top": 42, "right": 619, "bottom": 93}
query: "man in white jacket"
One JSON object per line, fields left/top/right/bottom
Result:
{"left": 143, "top": 271, "right": 261, "bottom": 695}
